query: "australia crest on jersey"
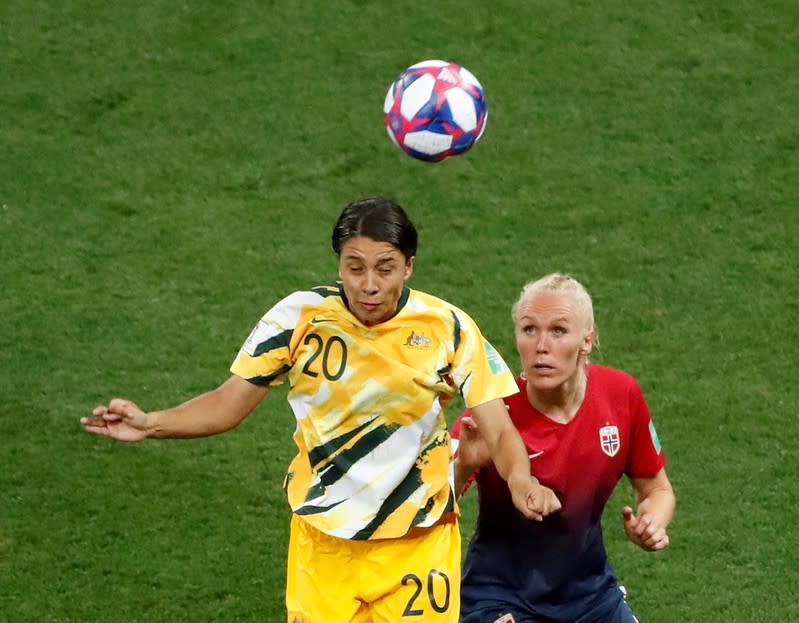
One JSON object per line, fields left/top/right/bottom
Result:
{"left": 599, "top": 425, "right": 620, "bottom": 457}
{"left": 403, "top": 330, "right": 432, "bottom": 348}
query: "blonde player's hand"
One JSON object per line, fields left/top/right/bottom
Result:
{"left": 622, "top": 506, "right": 670, "bottom": 551}
{"left": 80, "top": 398, "right": 150, "bottom": 442}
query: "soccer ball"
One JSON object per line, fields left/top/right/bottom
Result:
{"left": 383, "top": 60, "right": 488, "bottom": 162}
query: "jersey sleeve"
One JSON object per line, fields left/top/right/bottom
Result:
{"left": 230, "top": 291, "right": 308, "bottom": 386}
{"left": 625, "top": 379, "right": 666, "bottom": 478}
{"left": 449, "top": 308, "right": 519, "bottom": 408}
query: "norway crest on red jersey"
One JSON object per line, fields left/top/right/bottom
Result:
{"left": 599, "top": 425, "right": 620, "bottom": 457}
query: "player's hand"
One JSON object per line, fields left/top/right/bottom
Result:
{"left": 526, "top": 481, "right": 562, "bottom": 521}
{"left": 508, "top": 473, "right": 561, "bottom": 522}
{"left": 456, "top": 416, "right": 491, "bottom": 472}
{"left": 622, "top": 506, "right": 670, "bottom": 551}
{"left": 80, "top": 398, "right": 151, "bottom": 442}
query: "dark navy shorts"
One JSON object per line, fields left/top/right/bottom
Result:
{"left": 460, "top": 586, "right": 639, "bottom": 623}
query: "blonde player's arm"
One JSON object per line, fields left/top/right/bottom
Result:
{"left": 622, "top": 468, "right": 675, "bottom": 551}
{"left": 81, "top": 375, "right": 270, "bottom": 441}
{"left": 470, "top": 398, "right": 562, "bottom": 521}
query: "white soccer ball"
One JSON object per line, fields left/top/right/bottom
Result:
{"left": 383, "top": 60, "right": 488, "bottom": 162}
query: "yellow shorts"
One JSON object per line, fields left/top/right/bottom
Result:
{"left": 286, "top": 514, "right": 461, "bottom": 623}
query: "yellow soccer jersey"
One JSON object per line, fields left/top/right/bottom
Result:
{"left": 230, "top": 282, "right": 517, "bottom": 540}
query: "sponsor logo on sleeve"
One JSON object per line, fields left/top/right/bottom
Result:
{"left": 483, "top": 340, "right": 507, "bottom": 375}
{"left": 649, "top": 421, "right": 662, "bottom": 454}
{"left": 242, "top": 323, "right": 262, "bottom": 356}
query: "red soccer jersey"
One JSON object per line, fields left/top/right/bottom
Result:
{"left": 452, "top": 364, "right": 666, "bottom": 618}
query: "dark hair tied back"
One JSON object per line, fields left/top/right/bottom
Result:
{"left": 332, "top": 197, "right": 418, "bottom": 260}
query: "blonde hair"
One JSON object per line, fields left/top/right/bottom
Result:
{"left": 512, "top": 273, "right": 597, "bottom": 342}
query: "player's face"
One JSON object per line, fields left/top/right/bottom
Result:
{"left": 514, "top": 292, "right": 593, "bottom": 391}
{"left": 338, "top": 236, "right": 414, "bottom": 326}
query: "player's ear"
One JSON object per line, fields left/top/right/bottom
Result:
{"left": 579, "top": 330, "right": 594, "bottom": 356}
{"left": 404, "top": 256, "right": 415, "bottom": 279}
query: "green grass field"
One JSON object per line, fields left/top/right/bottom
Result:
{"left": 2, "top": 1, "right": 797, "bottom": 620}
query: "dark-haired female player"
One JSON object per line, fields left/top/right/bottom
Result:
{"left": 82, "top": 197, "right": 559, "bottom": 622}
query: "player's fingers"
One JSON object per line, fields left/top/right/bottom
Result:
{"left": 643, "top": 520, "right": 662, "bottom": 539}
{"left": 640, "top": 529, "right": 667, "bottom": 551}
{"left": 524, "top": 501, "right": 544, "bottom": 522}
{"left": 529, "top": 489, "right": 560, "bottom": 516}
{"left": 526, "top": 492, "right": 551, "bottom": 521}
{"left": 639, "top": 514, "right": 656, "bottom": 537}
{"left": 107, "top": 398, "right": 132, "bottom": 412}
{"left": 629, "top": 512, "right": 649, "bottom": 537}
{"left": 82, "top": 420, "right": 111, "bottom": 436}
{"left": 621, "top": 506, "right": 635, "bottom": 522}
{"left": 107, "top": 398, "right": 141, "bottom": 419}
{"left": 643, "top": 524, "right": 666, "bottom": 545}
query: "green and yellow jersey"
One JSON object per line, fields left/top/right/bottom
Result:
{"left": 230, "top": 282, "right": 517, "bottom": 540}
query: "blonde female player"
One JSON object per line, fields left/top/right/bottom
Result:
{"left": 82, "top": 197, "right": 560, "bottom": 623}
{"left": 453, "top": 273, "right": 675, "bottom": 623}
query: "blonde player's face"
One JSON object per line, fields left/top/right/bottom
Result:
{"left": 514, "top": 291, "right": 593, "bottom": 391}
{"left": 338, "top": 236, "right": 414, "bottom": 326}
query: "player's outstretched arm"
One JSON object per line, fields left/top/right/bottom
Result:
{"left": 81, "top": 375, "right": 270, "bottom": 442}
{"left": 470, "top": 398, "right": 561, "bottom": 521}
{"left": 623, "top": 468, "right": 676, "bottom": 551}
